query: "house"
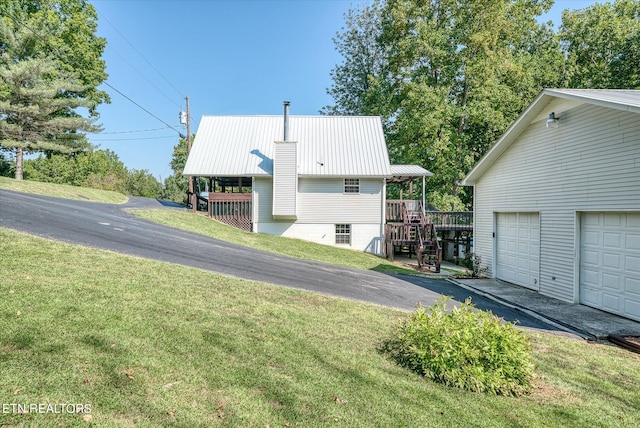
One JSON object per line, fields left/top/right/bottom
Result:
{"left": 182, "top": 103, "right": 432, "bottom": 258}
{"left": 461, "top": 89, "right": 640, "bottom": 321}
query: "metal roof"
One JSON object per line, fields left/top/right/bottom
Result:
{"left": 462, "top": 89, "right": 640, "bottom": 185}
{"left": 388, "top": 165, "right": 432, "bottom": 184}
{"left": 389, "top": 165, "right": 432, "bottom": 177}
{"left": 183, "top": 115, "right": 393, "bottom": 178}
{"left": 545, "top": 89, "right": 640, "bottom": 112}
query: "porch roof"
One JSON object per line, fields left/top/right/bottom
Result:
{"left": 387, "top": 165, "right": 432, "bottom": 184}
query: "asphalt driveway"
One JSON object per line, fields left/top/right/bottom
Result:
{"left": 0, "top": 190, "right": 559, "bottom": 331}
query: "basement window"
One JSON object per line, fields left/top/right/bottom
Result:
{"left": 335, "top": 224, "right": 351, "bottom": 245}
{"left": 344, "top": 178, "right": 360, "bottom": 193}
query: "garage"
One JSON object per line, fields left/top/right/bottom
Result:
{"left": 495, "top": 212, "right": 540, "bottom": 290}
{"left": 580, "top": 212, "right": 640, "bottom": 321}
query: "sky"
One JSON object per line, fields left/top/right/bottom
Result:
{"left": 89, "top": 0, "right": 600, "bottom": 182}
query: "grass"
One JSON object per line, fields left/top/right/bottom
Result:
{"left": 132, "top": 209, "right": 418, "bottom": 275}
{"left": 0, "top": 176, "right": 128, "bottom": 204}
{"left": 1, "top": 228, "right": 639, "bottom": 427}
{"left": 0, "top": 177, "right": 416, "bottom": 274}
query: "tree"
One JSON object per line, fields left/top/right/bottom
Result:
{"left": 0, "top": 0, "right": 109, "bottom": 107}
{"left": 560, "top": 0, "right": 640, "bottom": 89}
{"left": 23, "top": 149, "right": 127, "bottom": 188}
{"left": 325, "top": 0, "right": 563, "bottom": 209}
{"left": 0, "top": 57, "right": 99, "bottom": 179}
{"left": 0, "top": 0, "right": 108, "bottom": 179}
{"left": 161, "top": 136, "right": 189, "bottom": 204}
{"left": 124, "top": 169, "right": 161, "bottom": 198}
{"left": 322, "top": 1, "right": 390, "bottom": 117}
{"left": 22, "top": 148, "right": 161, "bottom": 197}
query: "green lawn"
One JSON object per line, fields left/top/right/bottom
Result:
{"left": 133, "top": 209, "right": 418, "bottom": 275}
{"left": 0, "top": 176, "right": 128, "bottom": 204}
{"left": 1, "top": 228, "right": 639, "bottom": 427}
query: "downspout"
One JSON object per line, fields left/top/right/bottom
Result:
{"left": 422, "top": 176, "right": 426, "bottom": 213}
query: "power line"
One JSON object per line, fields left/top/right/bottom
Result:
{"left": 96, "top": 7, "right": 186, "bottom": 100}
{"left": 91, "top": 135, "right": 176, "bottom": 142}
{"left": 103, "top": 82, "right": 182, "bottom": 133}
{"left": 103, "top": 46, "right": 183, "bottom": 109}
{"left": 4, "top": 9, "right": 183, "bottom": 137}
{"left": 95, "top": 11, "right": 183, "bottom": 110}
{"left": 97, "top": 126, "right": 172, "bottom": 135}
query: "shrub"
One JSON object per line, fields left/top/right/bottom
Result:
{"left": 381, "top": 297, "right": 534, "bottom": 396}
{"left": 461, "top": 252, "right": 487, "bottom": 277}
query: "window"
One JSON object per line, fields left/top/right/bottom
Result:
{"left": 344, "top": 178, "right": 359, "bottom": 193}
{"left": 335, "top": 224, "right": 351, "bottom": 245}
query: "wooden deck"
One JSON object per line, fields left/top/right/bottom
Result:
{"left": 424, "top": 211, "right": 473, "bottom": 231}
{"left": 385, "top": 200, "right": 450, "bottom": 272}
{"left": 208, "top": 193, "right": 252, "bottom": 231}
{"left": 387, "top": 202, "right": 472, "bottom": 228}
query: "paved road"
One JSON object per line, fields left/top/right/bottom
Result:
{"left": 0, "top": 190, "right": 557, "bottom": 330}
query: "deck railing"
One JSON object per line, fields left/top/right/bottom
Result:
{"left": 386, "top": 200, "right": 405, "bottom": 222}
{"left": 386, "top": 200, "right": 426, "bottom": 223}
{"left": 424, "top": 211, "right": 473, "bottom": 231}
{"left": 384, "top": 222, "right": 441, "bottom": 272}
{"left": 208, "top": 193, "right": 252, "bottom": 231}
{"left": 386, "top": 201, "right": 473, "bottom": 231}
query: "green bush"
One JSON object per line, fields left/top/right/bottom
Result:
{"left": 461, "top": 252, "right": 487, "bottom": 277}
{"left": 381, "top": 297, "right": 534, "bottom": 396}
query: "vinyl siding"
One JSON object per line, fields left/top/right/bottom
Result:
{"left": 474, "top": 103, "right": 640, "bottom": 303}
{"left": 257, "top": 177, "right": 383, "bottom": 224}
{"left": 297, "top": 178, "right": 383, "bottom": 224}
{"left": 254, "top": 177, "right": 385, "bottom": 254}
{"left": 272, "top": 141, "right": 297, "bottom": 218}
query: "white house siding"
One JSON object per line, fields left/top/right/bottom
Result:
{"left": 272, "top": 141, "right": 297, "bottom": 219}
{"left": 253, "top": 177, "right": 385, "bottom": 254}
{"left": 474, "top": 102, "right": 640, "bottom": 303}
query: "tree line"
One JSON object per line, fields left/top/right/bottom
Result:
{"left": 2, "top": 1, "right": 638, "bottom": 205}
{"left": 0, "top": 139, "right": 189, "bottom": 201}
{"left": 324, "top": 0, "right": 640, "bottom": 210}
{"left": 0, "top": 0, "right": 188, "bottom": 200}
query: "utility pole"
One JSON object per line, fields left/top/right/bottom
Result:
{"left": 185, "top": 96, "right": 196, "bottom": 213}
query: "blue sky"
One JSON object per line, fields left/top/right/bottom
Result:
{"left": 89, "top": 0, "right": 599, "bottom": 181}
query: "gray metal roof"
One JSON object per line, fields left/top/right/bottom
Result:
{"left": 545, "top": 89, "right": 640, "bottom": 113}
{"left": 183, "top": 115, "right": 393, "bottom": 177}
{"left": 462, "top": 88, "right": 640, "bottom": 185}
{"left": 388, "top": 165, "right": 433, "bottom": 184}
{"left": 389, "top": 165, "right": 432, "bottom": 177}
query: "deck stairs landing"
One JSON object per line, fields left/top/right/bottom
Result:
{"left": 384, "top": 200, "right": 441, "bottom": 272}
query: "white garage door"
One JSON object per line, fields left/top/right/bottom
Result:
{"left": 580, "top": 212, "right": 640, "bottom": 321}
{"left": 496, "top": 212, "right": 540, "bottom": 290}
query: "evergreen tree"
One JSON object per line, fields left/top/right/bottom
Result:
{"left": 0, "top": 57, "right": 99, "bottom": 179}
{"left": 0, "top": 0, "right": 108, "bottom": 179}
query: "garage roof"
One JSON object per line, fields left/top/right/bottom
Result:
{"left": 462, "top": 89, "right": 640, "bottom": 185}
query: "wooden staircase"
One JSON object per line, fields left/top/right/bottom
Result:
{"left": 384, "top": 201, "right": 441, "bottom": 272}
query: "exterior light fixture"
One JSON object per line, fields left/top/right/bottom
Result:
{"left": 546, "top": 112, "right": 559, "bottom": 128}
